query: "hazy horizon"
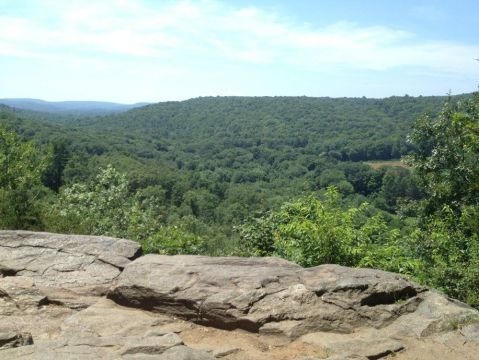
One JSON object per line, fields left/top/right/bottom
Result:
{"left": 1, "top": 90, "right": 475, "bottom": 106}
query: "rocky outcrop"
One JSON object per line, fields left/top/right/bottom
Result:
{"left": 0, "top": 230, "right": 141, "bottom": 285}
{"left": 108, "top": 255, "right": 426, "bottom": 337}
{"left": 1, "top": 231, "right": 479, "bottom": 359}
{"left": 0, "top": 230, "right": 141, "bottom": 311}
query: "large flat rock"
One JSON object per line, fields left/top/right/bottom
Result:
{"left": 108, "top": 255, "right": 427, "bottom": 337}
{"left": 0, "top": 231, "right": 141, "bottom": 296}
{"left": 0, "top": 230, "right": 142, "bottom": 322}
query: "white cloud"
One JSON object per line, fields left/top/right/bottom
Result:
{"left": 0, "top": 0, "right": 478, "bottom": 102}
{"left": 0, "top": 0, "right": 478, "bottom": 76}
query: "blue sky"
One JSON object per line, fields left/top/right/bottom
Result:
{"left": 1, "top": 0, "right": 478, "bottom": 103}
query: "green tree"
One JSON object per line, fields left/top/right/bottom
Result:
{"left": 0, "top": 126, "right": 49, "bottom": 229}
{"left": 406, "top": 93, "right": 479, "bottom": 214}
{"left": 376, "top": 168, "right": 422, "bottom": 212}
{"left": 47, "top": 164, "right": 217, "bottom": 256}
{"left": 42, "top": 140, "right": 69, "bottom": 192}
{"left": 406, "top": 92, "right": 479, "bottom": 306}
{"left": 47, "top": 165, "right": 162, "bottom": 239}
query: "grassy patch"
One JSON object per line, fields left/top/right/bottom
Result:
{"left": 364, "top": 160, "right": 410, "bottom": 170}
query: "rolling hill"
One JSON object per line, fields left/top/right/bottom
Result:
{"left": 0, "top": 98, "right": 149, "bottom": 115}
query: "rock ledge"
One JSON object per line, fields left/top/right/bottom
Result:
{"left": 1, "top": 231, "right": 478, "bottom": 360}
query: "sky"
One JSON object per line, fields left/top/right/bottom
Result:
{"left": 1, "top": 0, "right": 478, "bottom": 103}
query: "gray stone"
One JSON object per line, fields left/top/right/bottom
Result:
{"left": 0, "top": 231, "right": 141, "bottom": 305}
{"left": 2, "top": 232, "right": 479, "bottom": 360}
{"left": 212, "top": 346, "right": 240, "bottom": 358}
{"left": 109, "top": 255, "right": 426, "bottom": 338}
{"left": 383, "top": 292, "right": 479, "bottom": 338}
{"left": 0, "top": 298, "right": 196, "bottom": 359}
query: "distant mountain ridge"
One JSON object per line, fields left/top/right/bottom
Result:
{"left": 0, "top": 98, "right": 150, "bottom": 115}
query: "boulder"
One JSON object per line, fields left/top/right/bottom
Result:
{"left": 0, "top": 231, "right": 141, "bottom": 305}
{"left": 0, "top": 231, "right": 142, "bottom": 341}
{"left": 108, "top": 255, "right": 427, "bottom": 337}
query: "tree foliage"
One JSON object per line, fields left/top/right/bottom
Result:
{"left": 0, "top": 126, "right": 49, "bottom": 229}
{"left": 238, "top": 187, "right": 418, "bottom": 274}
{"left": 46, "top": 165, "right": 163, "bottom": 240}
{"left": 407, "top": 94, "right": 479, "bottom": 213}
{"left": 405, "top": 92, "right": 479, "bottom": 306}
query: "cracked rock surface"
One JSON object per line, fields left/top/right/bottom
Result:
{"left": 108, "top": 255, "right": 427, "bottom": 337}
{"left": 2, "top": 231, "right": 479, "bottom": 360}
{"left": 0, "top": 230, "right": 141, "bottom": 287}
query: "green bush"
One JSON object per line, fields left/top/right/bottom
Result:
{"left": 141, "top": 223, "right": 208, "bottom": 255}
{"left": 238, "top": 187, "right": 417, "bottom": 274}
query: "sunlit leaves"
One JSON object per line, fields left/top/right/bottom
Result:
{"left": 406, "top": 92, "right": 479, "bottom": 307}
{"left": 238, "top": 187, "right": 412, "bottom": 273}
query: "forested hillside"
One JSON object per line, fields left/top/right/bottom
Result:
{"left": 1, "top": 95, "right": 454, "bottom": 229}
{"left": 83, "top": 95, "right": 455, "bottom": 161}
{"left": 1, "top": 93, "right": 478, "bottom": 307}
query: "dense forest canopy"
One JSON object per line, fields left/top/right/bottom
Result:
{"left": 81, "top": 95, "right": 457, "bottom": 161}
{"left": 1, "top": 92, "right": 478, "bottom": 307}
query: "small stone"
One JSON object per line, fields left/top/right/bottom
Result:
{"left": 213, "top": 346, "right": 240, "bottom": 358}
{"left": 156, "top": 345, "right": 215, "bottom": 360}
{"left": 121, "top": 333, "right": 183, "bottom": 355}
